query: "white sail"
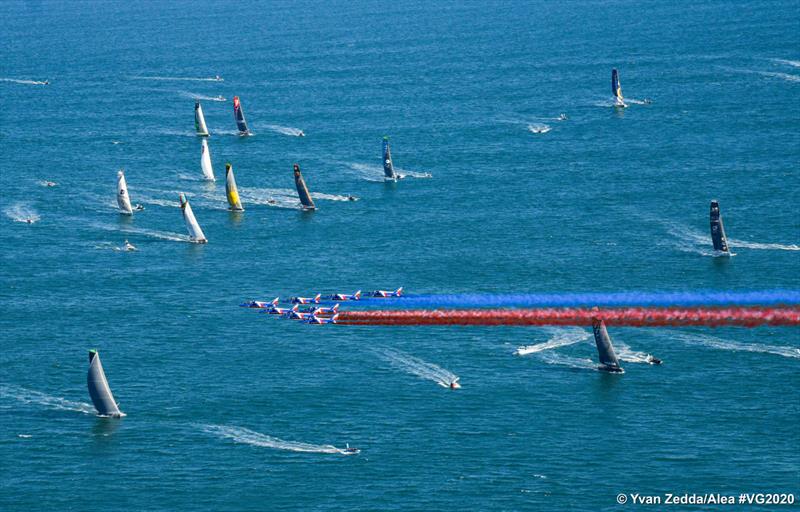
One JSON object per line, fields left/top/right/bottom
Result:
{"left": 179, "top": 193, "right": 207, "bottom": 243}
{"left": 117, "top": 170, "right": 133, "bottom": 215}
{"left": 200, "top": 139, "right": 215, "bottom": 181}
{"left": 195, "top": 102, "right": 210, "bottom": 136}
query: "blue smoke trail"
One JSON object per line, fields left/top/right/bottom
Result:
{"left": 356, "top": 290, "right": 800, "bottom": 308}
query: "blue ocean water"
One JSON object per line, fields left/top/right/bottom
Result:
{"left": 1, "top": 1, "right": 799, "bottom": 510}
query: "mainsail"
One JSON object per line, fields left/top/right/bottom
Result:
{"left": 710, "top": 200, "right": 729, "bottom": 253}
{"left": 200, "top": 138, "right": 215, "bottom": 181}
{"left": 179, "top": 192, "right": 208, "bottom": 243}
{"left": 293, "top": 164, "right": 316, "bottom": 210}
{"left": 195, "top": 101, "right": 210, "bottom": 136}
{"left": 611, "top": 68, "right": 626, "bottom": 107}
{"left": 233, "top": 96, "right": 250, "bottom": 135}
{"left": 382, "top": 136, "right": 397, "bottom": 180}
{"left": 225, "top": 163, "right": 244, "bottom": 211}
{"left": 117, "top": 170, "right": 134, "bottom": 215}
{"left": 591, "top": 317, "right": 624, "bottom": 373}
{"left": 87, "top": 349, "right": 125, "bottom": 418}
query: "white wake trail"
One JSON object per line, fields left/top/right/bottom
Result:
{"left": 262, "top": 124, "right": 304, "bottom": 137}
{"left": 615, "top": 341, "right": 655, "bottom": 364}
{"left": 180, "top": 91, "right": 226, "bottom": 102}
{"left": 673, "top": 332, "right": 800, "bottom": 359}
{"left": 4, "top": 204, "right": 41, "bottom": 223}
{"left": 537, "top": 352, "right": 597, "bottom": 370}
{"left": 90, "top": 222, "right": 192, "bottom": 243}
{"left": 515, "top": 327, "right": 590, "bottom": 355}
{"left": 375, "top": 348, "right": 458, "bottom": 387}
{"left": 0, "top": 385, "right": 94, "bottom": 414}
{"left": 202, "top": 424, "right": 347, "bottom": 454}
{"left": 527, "top": 123, "right": 551, "bottom": 134}
{"left": 132, "top": 76, "right": 223, "bottom": 82}
{"left": 0, "top": 78, "right": 48, "bottom": 85}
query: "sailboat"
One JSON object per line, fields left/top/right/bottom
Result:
{"left": 591, "top": 317, "right": 624, "bottom": 373}
{"left": 233, "top": 96, "right": 251, "bottom": 136}
{"left": 382, "top": 136, "right": 398, "bottom": 181}
{"left": 611, "top": 69, "right": 627, "bottom": 108}
{"left": 179, "top": 192, "right": 208, "bottom": 243}
{"left": 200, "top": 139, "right": 215, "bottom": 181}
{"left": 225, "top": 163, "right": 244, "bottom": 211}
{"left": 710, "top": 200, "right": 730, "bottom": 256}
{"left": 293, "top": 164, "right": 316, "bottom": 210}
{"left": 195, "top": 101, "right": 210, "bottom": 136}
{"left": 117, "top": 170, "right": 134, "bottom": 215}
{"left": 87, "top": 349, "right": 125, "bottom": 418}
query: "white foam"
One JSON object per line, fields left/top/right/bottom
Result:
{"left": 615, "top": 341, "right": 656, "bottom": 364}
{"left": 537, "top": 352, "right": 597, "bottom": 370}
{"left": 4, "top": 204, "right": 40, "bottom": 224}
{"left": 395, "top": 168, "right": 432, "bottom": 179}
{"left": 718, "top": 65, "right": 800, "bottom": 83}
{"left": 375, "top": 347, "right": 458, "bottom": 388}
{"left": 262, "top": 124, "right": 305, "bottom": 137}
{"left": 770, "top": 58, "right": 800, "bottom": 68}
{"left": 527, "top": 123, "right": 551, "bottom": 134}
{"left": 132, "top": 76, "right": 223, "bottom": 82}
{"left": 0, "top": 78, "right": 48, "bottom": 85}
{"left": 727, "top": 238, "right": 800, "bottom": 251}
{"left": 90, "top": 222, "right": 192, "bottom": 243}
{"left": 348, "top": 162, "right": 431, "bottom": 181}
{"left": 202, "top": 424, "right": 347, "bottom": 454}
{"left": 673, "top": 332, "right": 800, "bottom": 359}
{"left": 180, "top": 91, "right": 226, "bottom": 102}
{"left": 0, "top": 385, "right": 94, "bottom": 414}
{"left": 515, "top": 327, "right": 590, "bottom": 355}
{"left": 310, "top": 192, "right": 355, "bottom": 202}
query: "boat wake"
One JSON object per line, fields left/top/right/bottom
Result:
{"left": 718, "top": 65, "right": 800, "bottom": 83}
{"left": 91, "top": 222, "right": 192, "bottom": 243}
{"left": 615, "top": 341, "right": 655, "bottom": 364}
{"left": 4, "top": 204, "right": 40, "bottom": 224}
{"left": 132, "top": 76, "right": 223, "bottom": 82}
{"left": 770, "top": 58, "right": 800, "bottom": 68}
{"left": 201, "top": 424, "right": 346, "bottom": 454}
{"left": 515, "top": 327, "right": 590, "bottom": 355}
{"left": 673, "top": 332, "right": 800, "bottom": 359}
{"left": 374, "top": 347, "right": 458, "bottom": 388}
{"left": 665, "top": 222, "right": 798, "bottom": 254}
{"left": 311, "top": 192, "right": 357, "bottom": 202}
{"left": 537, "top": 352, "right": 597, "bottom": 370}
{"left": 180, "top": 91, "right": 226, "bottom": 102}
{"left": 262, "top": 124, "right": 305, "bottom": 137}
{"left": 527, "top": 123, "right": 551, "bottom": 134}
{"left": 0, "top": 385, "right": 94, "bottom": 414}
{"left": 0, "top": 78, "right": 48, "bottom": 85}
{"left": 347, "top": 163, "right": 431, "bottom": 181}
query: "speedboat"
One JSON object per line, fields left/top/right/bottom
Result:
{"left": 341, "top": 443, "right": 360, "bottom": 455}
{"left": 449, "top": 378, "right": 461, "bottom": 390}
{"left": 123, "top": 240, "right": 137, "bottom": 251}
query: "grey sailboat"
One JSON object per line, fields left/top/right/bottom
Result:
{"left": 591, "top": 318, "right": 624, "bottom": 374}
{"left": 87, "top": 349, "right": 125, "bottom": 417}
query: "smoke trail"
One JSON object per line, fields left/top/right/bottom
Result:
{"left": 357, "top": 290, "right": 800, "bottom": 309}
{"left": 339, "top": 307, "right": 800, "bottom": 327}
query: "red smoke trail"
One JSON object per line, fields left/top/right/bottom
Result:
{"left": 338, "top": 307, "right": 800, "bottom": 327}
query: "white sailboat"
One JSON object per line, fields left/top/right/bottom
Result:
{"left": 200, "top": 139, "right": 215, "bottom": 181}
{"left": 117, "top": 170, "right": 134, "bottom": 215}
{"left": 179, "top": 192, "right": 208, "bottom": 243}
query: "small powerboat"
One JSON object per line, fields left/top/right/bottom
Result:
{"left": 341, "top": 443, "right": 360, "bottom": 455}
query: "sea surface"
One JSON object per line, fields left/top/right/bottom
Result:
{"left": 1, "top": 1, "right": 799, "bottom": 510}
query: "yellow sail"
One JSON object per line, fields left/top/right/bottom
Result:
{"left": 225, "top": 163, "right": 244, "bottom": 211}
